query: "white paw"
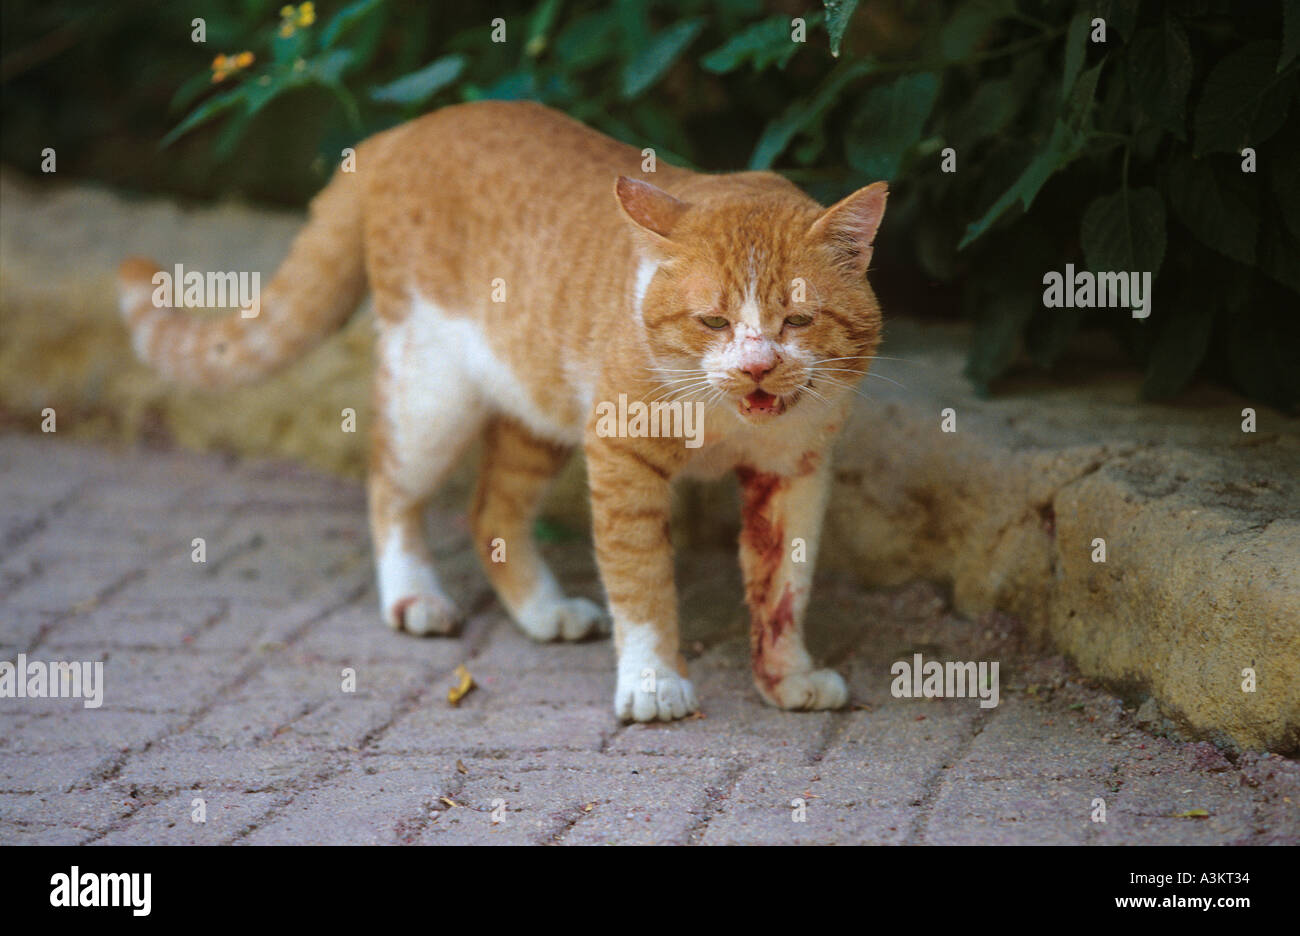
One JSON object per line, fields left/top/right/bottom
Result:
{"left": 759, "top": 668, "right": 848, "bottom": 711}
{"left": 516, "top": 595, "right": 607, "bottom": 642}
{"left": 614, "top": 666, "right": 699, "bottom": 723}
{"left": 386, "top": 593, "right": 459, "bottom": 636}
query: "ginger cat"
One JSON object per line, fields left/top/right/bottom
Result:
{"left": 118, "top": 101, "right": 887, "bottom": 722}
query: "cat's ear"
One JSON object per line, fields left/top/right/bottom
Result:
{"left": 808, "top": 181, "right": 888, "bottom": 276}
{"left": 614, "top": 177, "right": 690, "bottom": 245}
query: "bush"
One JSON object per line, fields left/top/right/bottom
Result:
{"left": 6, "top": 0, "right": 1296, "bottom": 408}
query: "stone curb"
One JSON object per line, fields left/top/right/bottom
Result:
{"left": 826, "top": 324, "right": 1299, "bottom": 754}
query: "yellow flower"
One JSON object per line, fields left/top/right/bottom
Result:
{"left": 210, "top": 50, "right": 255, "bottom": 83}
{"left": 278, "top": 3, "right": 313, "bottom": 36}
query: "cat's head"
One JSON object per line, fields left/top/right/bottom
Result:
{"left": 616, "top": 175, "right": 887, "bottom": 425}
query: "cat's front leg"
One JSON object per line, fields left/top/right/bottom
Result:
{"left": 586, "top": 437, "right": 697, "bottom": 722}
{"left": 737, "top": 456, "right": 848, "bottom": 711}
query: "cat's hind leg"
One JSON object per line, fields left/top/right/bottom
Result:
{"left": 471, "top": 416, "right": 605, "bottom": 641}
{"left": 368, "top": 310, "right": 485, "bottom": 636}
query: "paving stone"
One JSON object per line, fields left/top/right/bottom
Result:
{"left": 0, "top": 821, "right": 90, "bottom": 845}
{"left": 0, "top": 749, "right": 115, "bottom": 793}
{"left": 699, "top": 803, "right": 914, "bottom": 845}
{"left": 422, "top": 751, "right": 730, "bottom": 846}
{"left": 0, "top": 710, "right": 179, "bottom": 754}
{"left": 921, "top": 777, "right": 1106, "bottom": 845}
{"left": 1, "top": 433, "right": 1293, "bottom": 844}
{"left": 240, "top": 760, "right": 451, "bottom": 845}
{"left": 374, "top": 693, "right": 613, "bottom": 756}
{"left": 93, "top": 790, "right": 282, "bottom": 845}
{"left": 41, "top": 597, "right": 228, "bottom": 650}
{"left": 110, "top": 738, "right": 322, "bottom": 792}
{"left": 92, "top": 648, "right": 244, "bottom": 713}
{"left": 949, "top": 697, "right": 1123, "bottom": 781}
{"left": 0, "top": 790, "right": 136, "bottom": 831}
{"left": 0, "top": 608, "right": 58, "bottom": 649}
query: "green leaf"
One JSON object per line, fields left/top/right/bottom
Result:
{"left": 1126, "top": 19, "right": 1193, "bottom": 138}
{"left": 1194, "top": 41, "right": 1293, "bottom": 156}
{"left": 1091, "top": 0, "right": 1135, "bottom": 41}
{"left": 1282, "top": 0, "right": 1300, "bottom": 71}
{"left": 844, "top": 72, "right": 941, "bottom": 180}
{"left": 1080, "top": 187, "right": 1167, "bottom": 279}
{"left": 169, "top": 71, "right": 215, "bottom": 115}
{"left": 937, "top": 0, "right": 1015, "bottom": 60}
{"left": 474, "top": 70, "right": 538, "bottom": 102}
{"left": 1025, "top": 308, "right": 1084, "bottom": 368}
{"left": 272, "top": 24, "right": 312, "bottom": 65}
{"left": 965, "top": 285, "right": 1037, "bottom": 392}
{"left": 621, "top": 18, "right": 705, "bottom": 98}
{"left": 308, "top": 48, "right": 356, "bottom": 84}
{"left": 1226, "top": 280, "right": 1300, "bottom": 410}
{"left": 958, "top": 62, "right": 1103, "bottom": 249}
{"left": 749, "top": 60, "right": 874, "bottom": 169}
{"left": 1141, "top": 299, "right": 1213, "bottom": 399}
{"left": 1270, "top": 124, "right": 1300, "bottom": 240}
{"left": 1258, "top": 219, "right": 1300, "bottom": 294}
{"left": 823, "top": 0, "right": 860, "bottom": 57}
{"left": 554, "top": 10, "right": 621, "bottom": 71}
{"left": 1165, "top": 154, "right": 1258, "bottom": 265}
{"left": 1061, "top": 11, "right": 1090, "bottom": 103}
{"left": 369, "top": 55, "right": 466, "bottom": 106}
{"left": 525, "top": 0, "right": 563, "bottom": 57}
{"left": 320, "top": 80, "right": 362, "bottom": 130}
{"left": 202, "top": 69, "right": 297, "bottom": 160}
{"left": 946, "top": 77, "right": 1018, "bottom": 148}
{"left": 321, "top": 0, "right": 384, "bottom": 50}
{"left": 161, "top": 86, "right": 247, "bottom": 148}
{"left": 702, "top": 13, "right": 820, "bottom": 74}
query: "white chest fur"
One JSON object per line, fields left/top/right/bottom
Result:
{"left": 678, "top": 399, "right": 847, "bottom": 479}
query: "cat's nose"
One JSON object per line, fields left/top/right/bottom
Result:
{"left": 740, "top": 358, "right": 778, "bottom": 382}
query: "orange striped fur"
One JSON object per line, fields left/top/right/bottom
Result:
{"left": 117, "top": 101, "right": 887, "bottom": 721}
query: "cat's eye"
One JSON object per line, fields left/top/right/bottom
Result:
{"left": 785, "top": 313, "right": 814, "bottom": 327}
{"left": 699, "top": 315, "right": 730, "bottom": 329}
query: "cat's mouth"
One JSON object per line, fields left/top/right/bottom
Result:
{"left": 739, "top": 389, "right": 786, "bottom": 418}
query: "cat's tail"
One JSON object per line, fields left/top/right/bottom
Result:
{"left": 116, "top": 168, "right": 365, "bottom": 390}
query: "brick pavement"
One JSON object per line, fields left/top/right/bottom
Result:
{"left": 1, "top": 434, "right": 1296, "bottom": 845}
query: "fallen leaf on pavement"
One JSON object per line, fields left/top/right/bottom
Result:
{"left": 448, "top": 664, "right": 475, "bottom": 706}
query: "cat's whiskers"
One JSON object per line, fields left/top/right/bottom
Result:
{"left": 644, "top": 376, "right": 715, "bottom": 394}
{"left": 807, "top": 373, "right": 876, "bottom": 404}
{"left": 642, "top": 374, "right": 717, "bottom": 398}
{"left": 649, "top": 379, "right": 717, "bottom": 404}
{"left": 809, "top": 354, "right": 913, "bottom": 366}
{"left": 810, "top": 365, "right": 906, "bottom": 391}
{"left": 800, "top": 383, "right": 833, "bottom": 408}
